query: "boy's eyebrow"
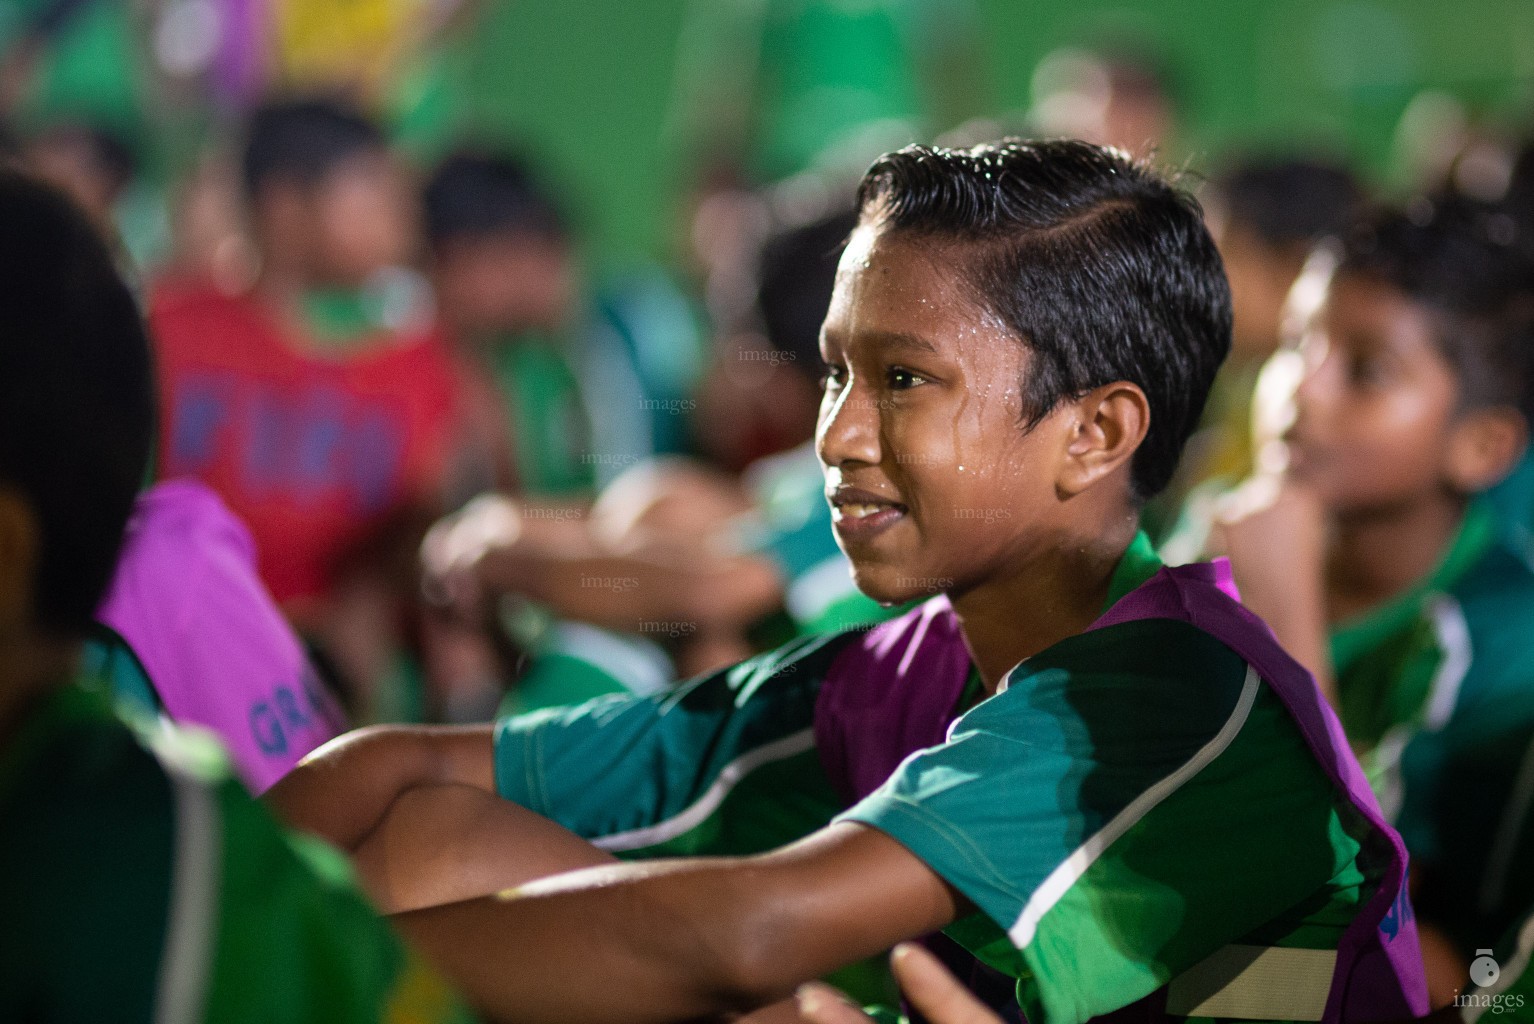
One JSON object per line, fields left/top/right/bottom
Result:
{"left": 855, "top": 330, "right": 942, "bottom": 356}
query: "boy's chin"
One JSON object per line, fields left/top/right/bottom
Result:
{"left": 849, "top": 564, "right": 951, "bottom": 607}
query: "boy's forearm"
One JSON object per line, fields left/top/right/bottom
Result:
{"left": 393, "top": 823, "right": 961, "bottom": 1024}
{"left": 264, "top": 725, "right": 495, "bottom": 851}
{"left": 352, "top": 782, "right": 618, "bottom": 913}
{"left": 481, "top": 546, "right": 782, "bottom": 632}
{"left": 396, "top": 860, "right": 761, "bottom": 1024}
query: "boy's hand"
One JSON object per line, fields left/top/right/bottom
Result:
{"left": 1209, "top": 478, "right": 1336, "bottom": 705}
{"left": 795, "top": 944, "right": 1002, "bottom": 1024}
{"left": 1210, "top": 477, "right": 1326, "bottom": 584}
{"left": 421, "top": 494, "right": 524, "bottom": 621}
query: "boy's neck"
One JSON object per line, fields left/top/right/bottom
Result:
{"left": 950, "top": 511, "right": 1139, "bottom": 693}
{"left": 1326, "top": 490, "right": 1467, "bottom": 623}
{"left": 254, "top": 268, "right": 378, "bottom": 353}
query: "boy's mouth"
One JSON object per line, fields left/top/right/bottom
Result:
{"left": 828, "top": 486, "right": 908, "bottom": 541}
{"left": 1280, "top": 428, "right": 1328, "bottom": 478}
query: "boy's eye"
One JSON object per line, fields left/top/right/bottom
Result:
{"left": 887, "top": 366, "right": 925, "bottom": 390}
{"left": 1348, "top": 352, "right": 1392, "bottom": 386}
{"left": 820, "top": 364, "right": 848, "bottom": 390}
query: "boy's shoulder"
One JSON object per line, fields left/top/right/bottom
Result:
{"left": 1451, "top": 531, "right": 1534, "bottom": 619}
{"left": 982, "top": 615, "right": 1265, "bottom": 774}
{"left": 1, "top": 683, "right": 475, "bottom": 1024}
{"left": 1434, "top": 535, "right": 1534, "bottom": 719}
{"left": 0, "top": 682, "right": 176, "bottom": 827}
{"left": 1018, "top": 614, "right": 1250, "bottom": 700}
{"left": 0, "top": 684, "right": 178, "bottom": 1020}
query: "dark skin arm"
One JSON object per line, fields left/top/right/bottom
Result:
{"left": 270, "top": 736, "right": 816, "bottom": 1023}
{"left": 267, "top": 727, "right": 619, "bottom": 913}
{"left": 422, "top": 493, "right": 784, "bottom": 636}
{"left": 265, "top": 724, "right": 496, "bottom": 853}
{"left": 474, "top": 542, "right": 784, "bottom": 634}
{"left": 350, "top": 782, "right": 619, "bottom": 913}
{"left": 392, "top": 821, "right": 968, "bottom": 1024}
{"left": 266, "top": 724, "right": 967, "bottom": 1023}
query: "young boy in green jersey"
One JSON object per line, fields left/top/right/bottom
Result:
{"left": 0, "top": 169, "right": 481, "bottom": 1023}
{"left": 1216, "top": 196, "right": 1534, "bottom": 1002}
{"left": 271, "top": 140, "right": 1426, "bottom": 1024}
{"left": 424, "top": 152, "right": 593, "bottom": 501}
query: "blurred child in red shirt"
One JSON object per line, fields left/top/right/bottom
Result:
{"left": 150, "top": 98, "right": 458, "bottom": 710}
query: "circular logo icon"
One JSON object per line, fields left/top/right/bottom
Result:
{"left": 1470, "top": 950, "right": 1501, "bottom": 988}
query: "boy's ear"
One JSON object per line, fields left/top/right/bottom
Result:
{"left": 0, "top": 488, "right": 38, "bottom": 636}
{"left": 1056, "top": 381, "right": 1151, "bottom": 499}
{"left": 1444, "top": 407, "right": 1528, "bottom": 494}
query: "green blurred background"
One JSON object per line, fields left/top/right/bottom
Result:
{"left": 8, "top": 0, "right": 1534, "bottom": 261}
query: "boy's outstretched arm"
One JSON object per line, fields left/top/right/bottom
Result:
{"left": 393, "top": 821, "right": 967, "bottom": 1024}
{"left": 1211, "top": 480, "right": 1338, "bottom": 706}
{"left": 351, "top": 782, "right": 619, "bottom": 914}
{"left": 265, "top": 724, "right": 495, "bottom": 852}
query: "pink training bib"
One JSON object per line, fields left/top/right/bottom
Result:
{"left": 95, "top": 479, "right": 344, "bottom": 793}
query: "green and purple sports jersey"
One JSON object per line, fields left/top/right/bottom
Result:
{"left": 1331, "top": 500, "right": 1534, "bottom": 950}
{"left": 495, "top": 535, "right": 1421, "bottom": 1023}
{"left": 0, "top": 682, "right": 476, "bottom": 1024}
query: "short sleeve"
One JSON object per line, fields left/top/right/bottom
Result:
{"left": 494, "top": 631, "right": 856, "bottom": 857}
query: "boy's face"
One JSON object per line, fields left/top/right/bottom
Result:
{"left": 817, "top": 224, "right": 1076, "bottom": 605}
{"left": 433, "top": 232, "right": 572, "bottom": 340}
{"left": 306, "top": 150, "right": 412, "bottom": 286}
{"left": 1285, "top": 273, "right": 1461, "bottom": 512}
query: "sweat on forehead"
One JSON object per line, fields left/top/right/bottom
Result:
{"left": 849, "top": 139, "right": 1233, "bottom": 500}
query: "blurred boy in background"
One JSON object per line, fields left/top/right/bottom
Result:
{"left": 418, "top": 204, "right": 895, "bottom": 707}
{"left": 424, "top": 151, "right": 593, "bottom": 502}
{"left": 0, "top": 168, "right": 475, "bottom": 1024}
{"left": 20, "top": 119, "right": 136, "bottom": 250}
{"left": 1218, "top": 197, "right": 1534, "bottom": 1003}
{"left": 1151, "top": 159, "right": 1358, "bottom": 542}
{"left": 150, "top": 97, "right": 459, "bottom": 716}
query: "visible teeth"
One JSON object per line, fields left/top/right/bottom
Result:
{"left": 837, "top": 503, "right": 891, "bottom": 519}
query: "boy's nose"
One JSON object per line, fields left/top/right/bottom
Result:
{"left": 817, "top": 385, "right": 882, "bottom": 470}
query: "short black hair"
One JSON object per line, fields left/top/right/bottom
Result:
{"left": 1217, "top": 159, "right": 1360, "bottom": 248}
{"left": 1341, "top": 196, "right": 1534, "bottom": 424}
{"left": 423, "top": 152, "right": 566, "bottom": 248}
{"left": 0, "top": 170, "right": 153, "bottom": 635}
{"left": 856, "top": 139, "right": 1232, "bottom": 499}
{"left": 241, "top": 97, "right": 385, "bottom": 198}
